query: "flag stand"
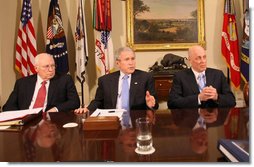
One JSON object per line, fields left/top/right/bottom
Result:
{"left": 75, "top": 0, "right": 88, "bottom": 108}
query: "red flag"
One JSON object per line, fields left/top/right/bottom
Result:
{"left": 221, "top": 0, "right": 240, "bottom": 89}
{"left": 15, "top": 0, "right": 37, "bottom": 77}
{"left": 93, "top": 0, "right": 114, "bottom": 76}
{"left": 93, "top": 0, "right": 112, "bottom": 31}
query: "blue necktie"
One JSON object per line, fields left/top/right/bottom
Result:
{"left": 121, "top": 75, "right": 129, "bottom": 111}
{"left": 198, "top": 74, "right": 206, "bottom": 92}
{"left": 121, "top": 75, "right": 130, "bottom": 127}
{"left": 197, "top": 116, "right": 206, "bottom": 129}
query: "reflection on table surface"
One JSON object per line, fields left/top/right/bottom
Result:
{"left": 0, "top": 107, "right": 249, "bottom": 162}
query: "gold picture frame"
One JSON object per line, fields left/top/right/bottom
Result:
{"left": 126, "top": 0, "right": 206, "bottom": 51}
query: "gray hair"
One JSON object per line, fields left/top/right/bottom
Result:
{"left": 115, "top": 46, "right": 135, "bottom": 60}
{"left": 34, "top": 53, "right": 53, "bottom": 66}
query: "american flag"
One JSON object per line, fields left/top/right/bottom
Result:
{"left": 15, "top": 0, "right": 37, "bottom": 77}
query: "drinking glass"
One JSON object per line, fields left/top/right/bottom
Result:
{"left": 136, "top": 117, "right": 153, "bottom": 152}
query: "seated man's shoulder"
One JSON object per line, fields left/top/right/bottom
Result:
{"left": 134, "top": 69, "right": 155, "bottom": 79}
{"left": 206, "top": 68, "right": 223, "bottom": 74}
{"left": 98, "top": 71, "right": 120, "bottom": 82}
{"left": 134, "top": 69, "right": 150, "bottom": 75}
{"left": 17, "top": 74, "right": 36, "bottom": 83}
{"left": 54, "top": 73, "right": 74, "bottom": 82}
{"left": 174, "top": 68, "right": 190, "bottom": 76}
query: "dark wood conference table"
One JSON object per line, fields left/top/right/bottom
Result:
{"left": 0, "top": 107, "right": 249, "bottom": 162}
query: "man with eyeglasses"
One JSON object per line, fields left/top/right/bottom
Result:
{"left": 3, "top": 53, "right": 80, "bottom": 112}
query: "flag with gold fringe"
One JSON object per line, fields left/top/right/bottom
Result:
{"left": 46, "top": 0, "right": 69, "bottom": 74}
{"left": 221, "top": 0, "right": 240, "bottom": 89}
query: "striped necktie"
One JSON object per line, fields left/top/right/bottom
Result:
{"left": 198, "top": 74, "right": 206, "bottom": 91}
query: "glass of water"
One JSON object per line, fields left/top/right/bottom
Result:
{"left": 135, "top": 117, "right": 153, "bottom": 152}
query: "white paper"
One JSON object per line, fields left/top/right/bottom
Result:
{"left": 0, "top": 108, "right": 42, "bottom": 122}
{"left": 0, "top": 126, "right": 11, "bottom": 130}
{"left": 90, "top": 109, "right": 126, "bottom": 119}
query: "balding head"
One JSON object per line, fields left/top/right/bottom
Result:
{"left": 34, "top": 53, "right": 52, "bottom": 66}
{"left": 188, "top": 45, "right": 207, "bottom": 73}
{"left": 34, "top": 53, "right": 56, "bottom": 80}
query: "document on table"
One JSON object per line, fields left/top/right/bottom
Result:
{"left": 0, "top": 108, "right": 42, "bottom": 122}
{"left": 90, "top": 109, "right": 126, "bottom": 120}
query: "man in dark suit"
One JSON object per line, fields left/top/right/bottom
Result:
{"left": 74, "top": 46, "right": 158, "bottom": 114}
{"left": 3, "top": 53, "right": 80, "bottom": 112}
{"left": 168, "top": 45, "right": 236, "bottom": 109}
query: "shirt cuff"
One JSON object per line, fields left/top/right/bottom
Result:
{"left": 54, "top": 107, "right": 59, "bottom": 112}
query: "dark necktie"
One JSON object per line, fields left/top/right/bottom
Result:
{"left": 33, "top": 81, "right": 47, "bottom": 108}
{"left": 198, "top": 74, "right": 206, "bottom": 92}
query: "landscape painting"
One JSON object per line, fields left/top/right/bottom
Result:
{"left": 127, "top": 0, "right": 205, "bottom": 51}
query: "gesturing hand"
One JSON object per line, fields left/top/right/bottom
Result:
{"left": 145, "top": 91, "right": 156, "bottom": 109}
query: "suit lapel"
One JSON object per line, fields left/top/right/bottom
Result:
{"left": 111, "top": 72, "right": 120, "bottom": 107}
{"left": 26, "top": 75, "right": 37, "bottom": 107}
{"left": 205, "top": 69, "right": 212, "bottom": 86}
{"left": 129, "top": 71, "right": 139, "bottom": 107}
{"left": 47, "top": 76, "right": 58, "bottom": 104}
{"left": 187, "top": 69, "right": 200, "bottom": 94}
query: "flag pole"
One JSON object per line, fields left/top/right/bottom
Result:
{"left": 227, "top": 68, "right": 230, "bottom": 85}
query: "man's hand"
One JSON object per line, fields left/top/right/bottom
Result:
{"left": 199, "top": 108, "right": 218, "bottom": 123}
{"left": 198, "top": 86, "right": 218, "bottom": 101}
{"left": 145, "top": 91, "right": 156, "bottom": 109}
{"left": 47, "top": 107, "right": 58, "bottom": 112}
{"left": 74, "top": 106, "right": 89, "bottom": 114}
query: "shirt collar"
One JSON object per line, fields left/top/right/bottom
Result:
{"left": 37, "top": 75, "right": 49, "bottom": 84}
{"left": 120, "top": 71, "right": 131, "bottom": 79}
{"left": 191, "top": 68, "right": 205, "bottom": 79}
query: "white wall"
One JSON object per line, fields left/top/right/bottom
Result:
{"left": 0, "top": 0, "right": 244, "bottom": 107}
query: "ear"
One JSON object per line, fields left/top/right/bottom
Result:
{"left": 34, "top": 66, "right": 39, "bottom": 73}
{"left": 115, "top": 60, "right": 120, "bottom": 66}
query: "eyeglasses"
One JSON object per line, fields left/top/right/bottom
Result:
{"left": 40, "top": 64, "right": 56, "bottom": 70}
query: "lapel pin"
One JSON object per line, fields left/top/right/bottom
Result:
{"left": 134, "top": 82, "right": 138, "bottom": 85}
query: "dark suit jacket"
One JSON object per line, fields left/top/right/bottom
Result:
{"left": 87, "top": 70, "right": 159, "bottom": 112}
{"left": 3, "top": 73, "right": 80, "bottom": 112}
{"left": 168, "top": 68, "right": 236, "bottom": 109}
